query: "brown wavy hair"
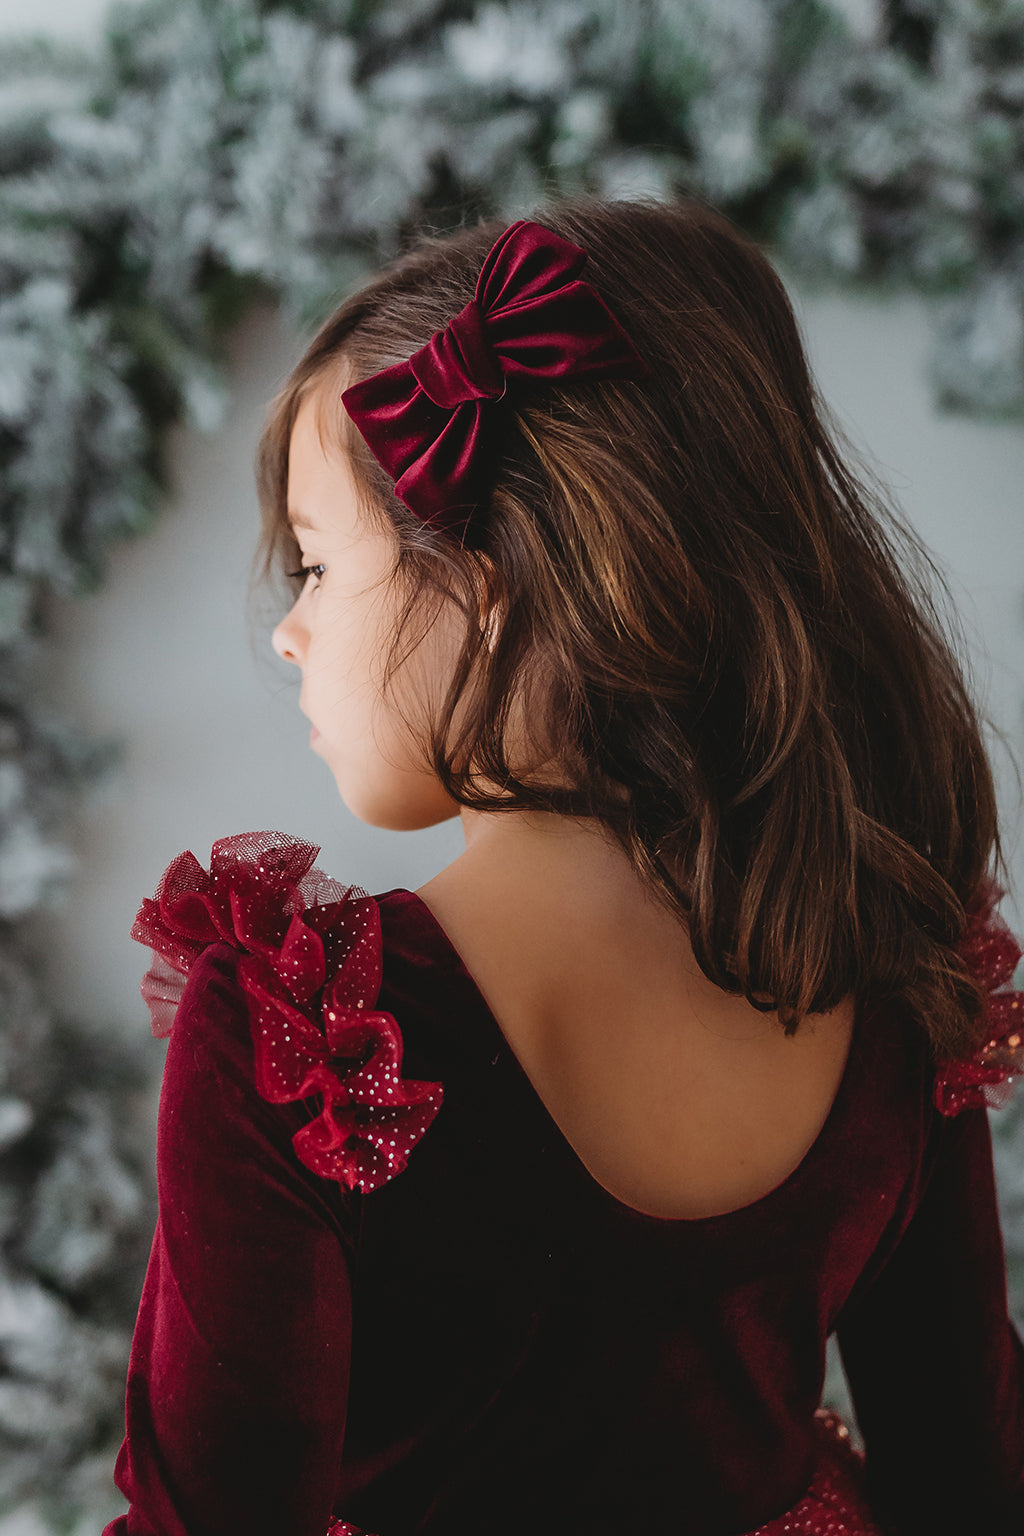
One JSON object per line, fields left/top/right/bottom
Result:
{"left": 253, "top": 192, "right": 1017, "bottom": 1062}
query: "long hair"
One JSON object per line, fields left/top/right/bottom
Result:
{"left": 253, "top": 191, "right": 1013, "bottom": 1060}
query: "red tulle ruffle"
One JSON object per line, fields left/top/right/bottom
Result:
{"left": 933, "top": 872, "right": 1024, "bottom": 1115}
{"left": 131, "top": 830, "right": 444, "bottom": 1193}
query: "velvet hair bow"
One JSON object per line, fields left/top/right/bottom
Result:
{"left": 340, "top": 218, "right": 652, "bottom": 547}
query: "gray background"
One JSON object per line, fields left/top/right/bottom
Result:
{"left": 5, "top": 0, "right": 1024, "bottom": 1043}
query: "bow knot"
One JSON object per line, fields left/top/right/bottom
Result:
{"left": 342, "top": 218, "right": 651, "bottom": 546}
{"left": 411, "top": 296, "right": 506, "bottom": 409}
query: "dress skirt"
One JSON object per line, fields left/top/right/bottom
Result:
{"left": 325, "top": 1408, "right": 887, "bottom": 1536}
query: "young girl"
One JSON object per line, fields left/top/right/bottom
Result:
{"left": 105, "top": 197, "right": 1024, "bottom": 1536}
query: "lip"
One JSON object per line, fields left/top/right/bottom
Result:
{"left": 310, "top": 724, "right": 321, "bottom": 744}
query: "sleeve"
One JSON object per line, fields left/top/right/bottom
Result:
{"left": 102, "top": 941, "right": 361, "bottom": 1536}
{"left": 834, "top": 1099, "right": 1024, "bottom": 1536}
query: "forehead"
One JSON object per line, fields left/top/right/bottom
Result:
{"left": 286, "top": 389, "right": 360, "bottom": 533}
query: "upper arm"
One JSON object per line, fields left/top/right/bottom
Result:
{"left": 108, "top": 942, "right": 360, "bottom": 1536}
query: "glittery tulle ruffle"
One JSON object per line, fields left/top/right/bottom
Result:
{"left": 322, "top": 1412, "right": 881, "bottom": 1536}
{"left": 742, "top": 1410, "right": 884, "bottom": 1535}
{"left": 131, "top": 830, "right": 444, "bottom": 1192}
{"left": 933, "top": 872, "right": 1024, "bottom": 1116}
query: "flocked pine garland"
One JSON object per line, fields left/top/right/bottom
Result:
{"left": 1, "top": 0, "right": 1023, "bottom": 1527}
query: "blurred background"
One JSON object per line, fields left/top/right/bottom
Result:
{"left": 1, "top": 1, "right": 1023, "bottom": 1530}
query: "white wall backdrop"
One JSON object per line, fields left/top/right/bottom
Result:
{"left": 22, "top": 304, "right": 469, "bottom": 1033}
{"left": 16, "top": 276, "right": 1024, "bottom": 1037}
{"left": 4, "top": 0, "right": 1022, "bottom": 1043}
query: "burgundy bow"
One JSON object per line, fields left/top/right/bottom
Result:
{"left": 340, "top": 218, "right": 652, "bottom": 546}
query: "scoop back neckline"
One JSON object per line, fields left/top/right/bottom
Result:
{"left": 375, "top": 885, "right": 872, "bottom": 1229}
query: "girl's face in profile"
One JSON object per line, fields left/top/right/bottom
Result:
{"left": 271, "top": 388, "right": 465, "bottom": 832}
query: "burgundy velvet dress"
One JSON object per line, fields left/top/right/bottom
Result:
{"left": 103, "top": 831, "right": 1024, "bottom": 1536}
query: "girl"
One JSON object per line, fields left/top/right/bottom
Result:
{"left": 106, "top": 196, "right": 1024, "bottom": 1535}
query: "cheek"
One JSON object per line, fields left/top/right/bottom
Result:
{"left": 307, "top": 589, "right": 372, "bottom": 674}
{"left": 304, "top": 589, "right": 401, "bottom": 730}
{"left": 305, "top": 578, "right": 468, "bottom": 806}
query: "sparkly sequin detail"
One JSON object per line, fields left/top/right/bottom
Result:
{"left": 321, "top": 1412, "right": 881, "bottom": 1535}
{"left": 933, "top": 872, "right": 1024, "bottom": 1115}
{"left": 131, "top": 829, "right": 444, "bottom": 1193}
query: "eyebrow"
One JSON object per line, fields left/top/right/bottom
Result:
{"left": 286, "top": 509, "right": 317, "bottom": 531}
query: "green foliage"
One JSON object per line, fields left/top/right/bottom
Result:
{"left": 0, "top": 0, "right": 1022, "bottom": 1525}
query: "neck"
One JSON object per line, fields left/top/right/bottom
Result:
{"left": 425, "top": 805, "right": 778, "bottom": 1043}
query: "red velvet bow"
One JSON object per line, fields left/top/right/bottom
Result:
{"left": 341, "top": 217, "right": 652, "bottom": 546}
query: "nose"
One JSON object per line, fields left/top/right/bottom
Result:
{"left": 272, "top": 607, "right": 306, "bottom": 666}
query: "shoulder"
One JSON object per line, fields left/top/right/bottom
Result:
{"left": 164, "top": 939, "right": 258, "bottom": 1084}
{"left": 132, "top": 830, "right": 444, "bottom": 1194}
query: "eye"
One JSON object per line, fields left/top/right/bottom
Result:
{"left": 286, "top": 563, "right": 326, "bottom": 589}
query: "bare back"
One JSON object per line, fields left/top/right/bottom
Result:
{"left": 414, "top": 874, "right": 857, "bottom": 1222}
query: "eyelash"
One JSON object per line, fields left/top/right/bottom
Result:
{"left": 286, "top": 563, "right": 326, "bottom": 587}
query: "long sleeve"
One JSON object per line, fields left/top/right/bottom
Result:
{"left": 834, "top": 1099, "right": 1024, "bottom": 1536}
{"left": 103, "top": 941, "right": 360, "bottom": 1536}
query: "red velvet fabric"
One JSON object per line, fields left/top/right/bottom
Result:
{"left": 339, "top": 218, "right": 652, "bottom": 546}
{"left": 104, "top": 837, "right": 1024, "bottom": 1535}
